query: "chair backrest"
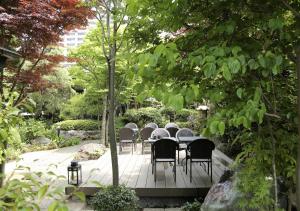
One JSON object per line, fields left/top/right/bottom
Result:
{"left": 153, "top": 138, "right": 178, "bottom": 159}
{"left": 187, "top": 139, "right": 215, "bottom": 159}
{"left": 119, "top": 128, "right": 135, "bottom": 141}
{"left": 145, "top": 122, "right": 158, "bottom": 129}
{"left": 165, "top": 122, "right": 179, "bottom": 129}
{"left": 176, "top": 128, "right": 194, "bottom": 139}
{"left": 166, "top": 127, "right": 179, "bottom": 138}
{"left": 151, "top": 128, "right": 170, "bottom": 139}
{"left": 124, "top": 122, "right": 138, "bottom": 129}
{"left": 140, "top": 127, "right": 155, "bottom": 141}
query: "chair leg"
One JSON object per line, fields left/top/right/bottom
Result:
{"left": 178, "top": 150, "right": 179, "bottom": 164}
{"left": 210, "top": 160, "right": 213, "bottom": 183}
{"left": 174, "top": 161, "right": 176, "bottom": 182}
{"left": 142, "top": 142, "right": 144, "bottom": 154}
{"left": 154, "top": 161, "right": 156, "bottom": 182}
{"left": 131, "top": 142, "right": 133, "bottom": 154}
{"left": 190, "top": 160, "right": 192, "bottom": 183}
{"left": 186, "top": 158, "right": 188, "bottom": 174}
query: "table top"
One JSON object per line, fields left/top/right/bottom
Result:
{"left": 177, "top": 136, "right": 206, "bottom": 143}
{"left": 148, "top": 136, "right": 206, "bottom": 143}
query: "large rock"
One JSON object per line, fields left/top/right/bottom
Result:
{"left": 74, "top": 143, "right": 106, "bottom": 161}
{"left": 31, "top": 137, "right": 51, "bottom": 145}
{"left": 60, "top": 130, "right": 100, "bottom": 140}
{"left": 201, "top": 171, "right": 243, "bottom": 211}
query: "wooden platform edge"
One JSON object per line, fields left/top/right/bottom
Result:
{"left": 65, "top": 186, "right": 210, "bottom": 198}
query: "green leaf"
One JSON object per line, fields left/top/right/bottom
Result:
{"left": 236, "top": 88, "right": 243, "bottom": 99}
{"left": 248, "top": 59, "right": 259, "bottom": 70}
{"left": 232, "top": 46, "right": 242, "bottom": 56}
{"left": 203, "top": 63, "right": 217, "bottom": 77}
{"left": 167, "top": 94, "right": 184, "bottom": 111}
{"left": 209, "top": 121, "right": 219, "bottom": 134}
{"left": 221, "top": 63, "right": 231, "bottom": 81}
{"left": 73, "top": 191, "right": 86, "bottom": 202}
{"left": 48, "top": 201, "right": 59, "bottom": 211}
{"left": 218, "top": 121, "right": 225, "bottom": 135}
{"left": 228, "top": 58, "right": 240, "bottom": 73}
{"left": 38, "top": 185, "right": 49, "bottom": 201}
{"left": 258, "top": 55, "right": 266, "bottom": 68}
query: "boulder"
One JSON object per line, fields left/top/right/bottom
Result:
{"left": 74, "top": 143, "right": 106, "bottom": 161}
{"left": 201, "top": 171, "right": 244, "bottom": 211}
{"left": 60, "top": 130, "right": 100, "bottom": 140}
{"left": 31, "top": 137, "right": 51, "bottom": 145}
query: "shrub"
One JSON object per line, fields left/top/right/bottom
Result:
{"left": 19, "top": 119, "right": 51, "bottom": 144}
{"left": 123, "top": 107, "right": 163, "bottom": 128}
{"left": 53, "top": 137, "right": 81, "bottom": 148}
{"left": 91, "top": 185, "right": 139, "bottom": 211}
{"left": 181, "top": 200, "right": 202, "bottom": 211}
{"left": 176, "top": 109, "right": 198, "bottom": 122}
{"left": 53, "top": 119, "right": 100, "bottom": 130}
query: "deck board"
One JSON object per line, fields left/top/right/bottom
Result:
{"left": 66, "top": 144, "right": 232, "bottom": 197}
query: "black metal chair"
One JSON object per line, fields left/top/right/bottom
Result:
{"left": 119, "top": 127, "right": 135, "bottom": 154}
{"left": 176, "top": 128, "right": 194, "bottom": 164}
{"left": 166, "top": 127, "right": 179, "bottom": 138}
{"left": 140, "top": 127, "right": 155, "bottom": 154}
{"left": 145, "top": 122, "right": 158, "bottom": 129}
{"left": 150, "top": 128, "right": 170, "bottom": 139}
{"left": 165, "top": 122, "right": 179, "bottom": 129}
{"left": 152, "top": 138, "right": 179, "bottom": 182}
{"left": 185, "top": 139, "right": 215, "bottom": 183}
{"left": 124, "top": 122, "right": 138, "bottom": 129}
{"left": 124, "top": 122, "right": 139, "bottom": 143}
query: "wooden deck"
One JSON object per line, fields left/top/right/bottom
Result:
{"left": 66, "top": 144, "right": 233, "bottom": 197}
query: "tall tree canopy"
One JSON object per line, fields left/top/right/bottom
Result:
{"left": 0, "top": 0, "right": 92, "bottom": 105}
{"left": 126, "top": 0, "right": 300, "bottom": 209}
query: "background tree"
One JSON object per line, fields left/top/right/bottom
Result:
{"left": 0, "top": 0, "right": 91, "bottom": 105}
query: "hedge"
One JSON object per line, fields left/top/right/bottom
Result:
{"left": 53, "top": 119, "right": 100, "bottom": 130}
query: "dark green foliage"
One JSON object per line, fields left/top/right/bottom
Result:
{"left": 91, "top": 185, "right": 139, "bottom": 211}
{"left": 19, "top": 119, "right": 52, "bottom": 144}
{"left": 123, "top": 107, "right": 163, "bottom": 127}
{"left": 181, "top": 199, "right": 202, "bottom": 211}
{"left": 53, "top": 119, "right": 100, "bottom": 131}
{"left": 175, "top": 109, "right": 198, "bottom": 122}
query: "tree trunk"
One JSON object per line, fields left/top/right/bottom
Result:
{"left": 296, "top": 46, "right": 300, "bottom": 210}
{"left": 0, "top": 140, "right": 8, "bottom": 187}
{"left": 100, "top": 94, "right": 107, "bottom": 145}
{"left": 106, "top": 0, "right": 119, "bottom": 186}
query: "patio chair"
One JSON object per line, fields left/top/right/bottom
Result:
{"left": 145, "top": 122, "right": 159, "bottom": 129}
{"left": 119, "top": 127, "right": 135, "bottom": 154}
{"left": 124, "top": 122, "right": 138, "bottom": 129}
{"left": 124, "top": 122, "right": 139, "bottom": 142}
{"left": 166, "top": 127, "right": 179, "bottom": 138}
{"left": 150, "top": 128, "right": 170, "bottom": 139}
{"left": 152, "top": 138, "right": 179, "bottom": 182}
{"left": 165, "top": 122, "right": 179, "bottom": 129}
{"left": 140, "top": 127, "right": 155, "bottom": 154}
{"left": 176, "top": 128, "right": 194, "bottom": 164}
{"left": 185, "top": 139, "right": 215, "bottom": 183}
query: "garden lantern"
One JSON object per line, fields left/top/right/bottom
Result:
{"left": 67, "top": 161, "right": 82, "bottom": 186}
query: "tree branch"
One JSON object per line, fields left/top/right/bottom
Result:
{"left": 280, "top": 0, "right": 300, "bottom": 18}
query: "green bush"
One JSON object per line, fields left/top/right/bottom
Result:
{"left": 53, "top": 137, "right": 81, "bottom": 148}
{"left": 181, "top": 200, "right": 202, "bottom": 211}
{"left": 53, "top": 119, "right": 100, "bottom": 130}
{"left": 176, "top": 109, "right": 198, "bottom": 122}
{"left": 19, "top": 119, "right": 51, "bottom": 144}
{"left": 123, "top": 107, "right": 163, "bottom": 128}
{"left": 91, "top": 185, "right": 139, "bottom": 211}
